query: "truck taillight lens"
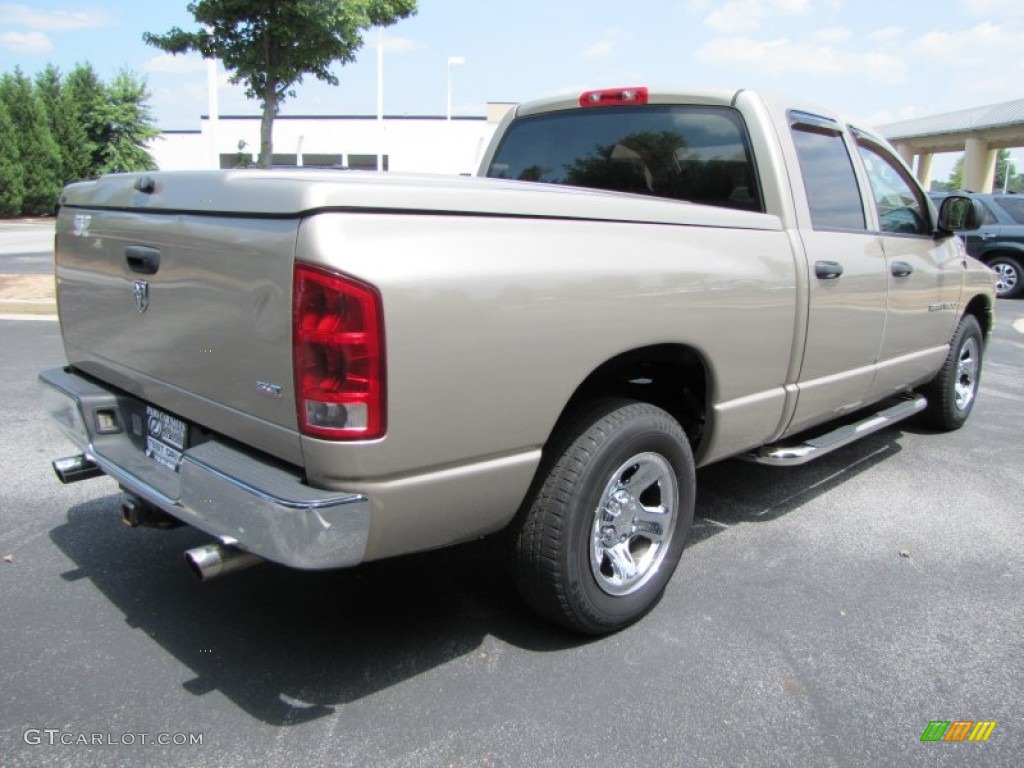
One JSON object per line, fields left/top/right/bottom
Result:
{"left": 579, "top": 87, "right": 649, "bottom": 108}
{"left": 293, "top": 264, "right": 385, "bottom": 440}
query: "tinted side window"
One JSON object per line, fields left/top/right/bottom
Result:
{"left": 992, "top": 196, "right": 1024, "bottom": 224}
{"left": 486, "top": 105, "right": 762, "bottom": 211}
{"left": 980, "top": 202, "right": 999, "bottom": 226}
{"left": 791, "top": 126, "right": 866, "bottom": 230}
{"left": 855, "top": 140, "right": 929, "bottom": 236}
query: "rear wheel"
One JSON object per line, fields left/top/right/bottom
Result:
{"left": 987, "top": 254, "right": 1023, "bottom": 299}
{"left": 512, "top": 399, "right": 695, "bottom": 634}
{"left": 920, "top": 314, "right": 984, "bottom": 431}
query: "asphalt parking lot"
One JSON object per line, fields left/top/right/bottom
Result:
{"left": 0, "top": 232, "right": 1022, "bottom": 765}
{"left": 0, "top": 219, "right": 54, "bottom": 274}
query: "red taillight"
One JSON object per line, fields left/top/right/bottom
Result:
{"left": 293, "top": 263, "right": 385, "bottom": 440}
{"left": 579, "top": 87, "right": 649, "bottom": 108}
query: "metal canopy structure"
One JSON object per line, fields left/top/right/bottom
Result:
{"left": 877, "top": 97, "right": 1024, "bottom": 192}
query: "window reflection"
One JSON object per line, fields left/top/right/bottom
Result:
{"left": 487, "top": 106, "right": 762, "bottom": 212}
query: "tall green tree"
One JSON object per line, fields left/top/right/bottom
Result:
{"left": 63, "top": 63, "right": 109, "bottom": 179}
{"left": 93, "top": 69, "right": 159, "bottom": 174}
{"left": 35, "top": 64, "right": 94, "bottom": 183}
{"left": 0, "top": 68, "right": 61, "bottom": 215}
{"left": 947, "top": 158, "right": 963, "bottom": 191}
{"left": 33, "top": 64, "right": 62, "bottom": 131}
{"left": 0, "top": 99, "right": 24, "bottom": 216}
{"left": 144, "top": 0, "right": 417, "bottom": 167}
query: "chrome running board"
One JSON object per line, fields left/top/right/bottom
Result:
{"left": 742, "top": 393, "right": 927, "bottom": 466}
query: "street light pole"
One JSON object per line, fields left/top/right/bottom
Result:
{"left": 446, "top": 56, "right": 465, "bottom": 120}
{"left": 205, "top": 33, "right": 219, "bottom": 169}
{"left": 377, "top": 27, "right": 385, "bottom": 171}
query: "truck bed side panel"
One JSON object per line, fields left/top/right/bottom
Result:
{"left": 293, "top": 211, "right": 798, "bottom": 558}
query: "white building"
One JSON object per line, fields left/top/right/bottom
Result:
{"left": 148, "top": 103, "right": 515, "bottom": 176}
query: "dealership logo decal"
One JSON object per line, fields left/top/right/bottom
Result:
{"left": 920, "top": 720, "right": 997, "bottom": 742}
{"left": 72, "top": 214, "right": 91, "bottom": 237}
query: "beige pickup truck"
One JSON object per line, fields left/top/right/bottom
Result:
{"left": 41, "top": 87, "right": 995, "bottom": 634}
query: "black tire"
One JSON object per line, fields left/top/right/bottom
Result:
{"left": 920, "top": 314, "right": 984, "bottom": 431}
{"left": 512, "top": 399, "right": 695, "bottom": 635}
{"left": 986, "top": 254, "right": 1023, "bottom": 299}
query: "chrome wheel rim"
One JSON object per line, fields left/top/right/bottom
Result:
{"left": 955, "top": 337, "right": 979, "bottom": 412}
{"left": 991, "top": 263, "right": 1018, "bottom": 296}
{"left": 590, "top": 452, "right": 678, "bottom": 596}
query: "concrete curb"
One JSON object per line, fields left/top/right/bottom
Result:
{"left": 0, "top": 299, "right": 58, "bottom": 315}
{"left": 0, "top": 273, "right": 56, "bottom": 315}
{"left": 0, "top": 217, "right": 56, "bottom": 227}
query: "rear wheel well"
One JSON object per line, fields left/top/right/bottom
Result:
{"left": 555, "top": 345, "right": 709, "bottom": 454}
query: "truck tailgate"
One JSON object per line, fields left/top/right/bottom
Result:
{"left": 55, "top": 207, "right": 302, "bottom": 465}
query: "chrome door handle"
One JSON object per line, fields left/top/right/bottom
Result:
{"left": 891, "top": 261, "right": 914, "bottom": 278}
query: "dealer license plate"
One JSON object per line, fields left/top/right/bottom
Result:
{"left": 145, "top": 405, "right": 188, "bottom": 472}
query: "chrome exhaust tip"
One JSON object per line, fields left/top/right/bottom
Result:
{"left": 184, "top": 543, "right": 263, "bottom": 582}
{"left": 52, "top": 454, "right": 103, "bottom": 484}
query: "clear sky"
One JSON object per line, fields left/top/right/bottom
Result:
{"left": 1, "top": 0, "right": 1022, "bottom": 178}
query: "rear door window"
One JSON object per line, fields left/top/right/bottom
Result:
{"left": 486, "top": 105, "right": 762, "bottom": 211}
{"left": 789, "top": 114, "right": 866, "bottom": 231}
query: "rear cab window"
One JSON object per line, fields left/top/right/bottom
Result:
{"left": 485, "top": 105, "right": 763, "bottom": 212}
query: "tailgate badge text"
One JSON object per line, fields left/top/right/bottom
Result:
{"left": 256, "top": 381, "right": 284, "bottom": 399}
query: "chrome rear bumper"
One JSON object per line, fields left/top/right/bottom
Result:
{"left": 40, "top": 367, "right": 370, "bottom": 569}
